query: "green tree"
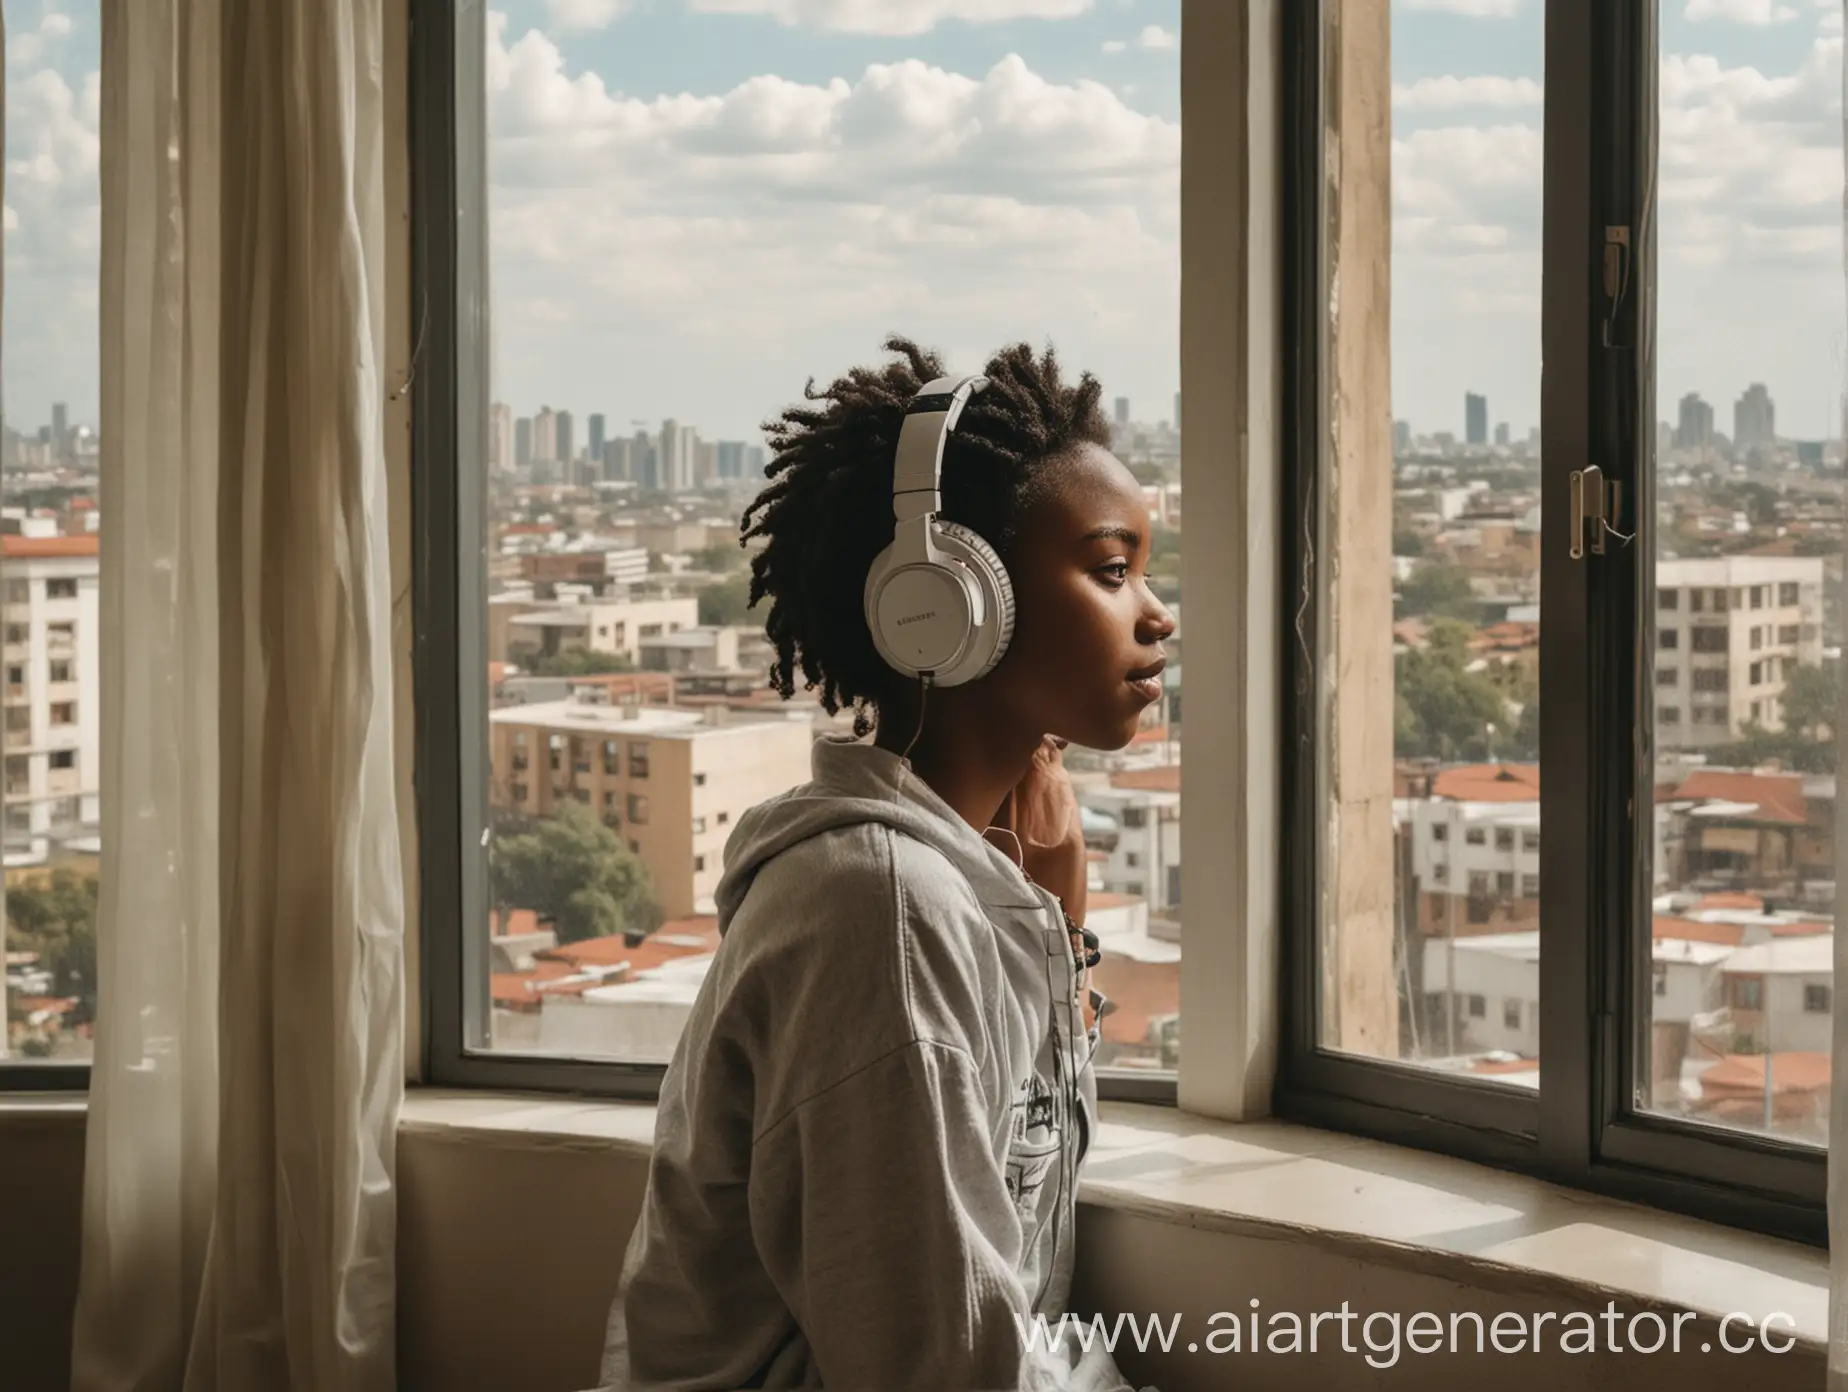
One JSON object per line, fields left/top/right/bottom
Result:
{"left": 1396, "top": 562, "right": 1480, "bottom": 621}
{"left": 1392, "top": 529, "right": 1428, "bottom": 559}
{"left": 489, "top": 803, "right": 658, "bottom": 945}
{"left": 698, "top": 572, "right": 755, "bottom": 627}
{"left": 1779, "top": 660, "right": 1840, "bottom": 742}
{"left": 529, "top": 648, "right": 634, "bottom": 677}
{"left": 6, "top": 869, "right": 99, "bottom": 1026}
{"left": 693, "top": 542, "right": 748, "bottom": 574}
{"left": 1394, "top": 619, "right": 1511, "bottom": 762}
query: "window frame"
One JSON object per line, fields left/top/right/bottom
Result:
{"left": 1274, "top": 0, "right": 1824, "bottom": 1245}
{"left": 413, "top": 0, "right": 1183, "bottom": 1108}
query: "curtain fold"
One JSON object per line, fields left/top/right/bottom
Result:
{"left": 71, "top": 2, "right": 403, "bottom": 1388}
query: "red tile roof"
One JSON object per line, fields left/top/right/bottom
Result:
{"left": 539, "top": 917, "right": 720, "bottom": 972}
{"left": 1431, "top": 764, "right": 1540, "bottom": 803}
{"left": 1698, "top": 1052, "right": 1830, "bottom": 1096}
{"left": 1671, "top": 770, "right": 1808, "bottom": 825}
{"left": 1700, "top": 891, "right": 1765, "bottom": 911}
{"left": 1652, "top": 915, "right": 1746, "bottom": 946}
{"left": 1112, "top": 765, "right": 1180, "bottom": 794}
{"left": 2, "top": 535, "right": 98, "bottom": 558}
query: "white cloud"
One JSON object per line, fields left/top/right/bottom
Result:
{"left": 1101, "top": 39, "right": 1126, "bottom": 52}
{"left": 1136, "top": 24, "right": 1175, "bottom": 49}
{"left": 1685, "top": 0, "right": 1798, "bottom": 21}
{"left": 685, "top": 0, "right": 1094, "bottom": 36}
{"left": 546, "top": 0, "right": 628, "bottom": 30}
{"left": 1392, "top": 75, "right": 1543, "bottom": 108}
{"left": 484, "top": 21, "right": 1177, "bottom": 434}
{"left": 1397, "top": 0, "right": 1524, "bottom": 16}
{"left": 8, "top": 12, "right": 74, "bottom": 69}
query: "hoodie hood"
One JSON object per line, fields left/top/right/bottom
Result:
{"left": 714, "top": 734, "right": 1047, "bottom": 936}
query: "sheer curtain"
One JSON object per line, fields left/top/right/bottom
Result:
{"left": 70, "top": 2, "right": 404, "bottom": 1389}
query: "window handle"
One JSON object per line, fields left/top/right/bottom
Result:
{"left": 1569, "top": 464, "right": 1631, "bottom": 559}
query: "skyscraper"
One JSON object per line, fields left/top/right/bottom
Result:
{"left": 1494, "top": 422, "right": 1510, "bottom": 447}
{"left": 1675, "top": 392, "right": 1714, "bottom": 450}
{"left": 490, "top": 403, "right": 513, "bottom": 473}
{"left": 534, "top": 407, "right": 558, "bottom": 463}
{"left": 696, "top": 440, "right": 718, "bottom": 488}
{"left": 1115, "top": 397, "right": 1130, "bottom": 428}
{"left": 717, "top": 441, "right": 746, "bottom": 479}
{"left": 636, "top": 429, "right": 660, "bottom": 491}
{"left": 1173, "top": 392, "right": 1181, "bottom": 433}
{"left": 1465, "top": 393, "right": 1488, "bottom": 447}
{"left": 589, "top": 413, "right": 607, "bottom": 462}
{"left": 51, "top": 402, "right": 68, "bottom": 458}
{"left": 515, "top": 417, "right": 534, "bottom": 469}
{"left": 1734, "top": 383, "right": 1775, "bottom": 450}
{"left": 557, "top": 410, "right": 575, "bottom": 465}
{"left": 1392, "top": 420, "right": 1412, "bottom": 455}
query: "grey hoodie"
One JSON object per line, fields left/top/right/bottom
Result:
{"left": 595, "top": 734, "right": 1152, "bottom": 1392}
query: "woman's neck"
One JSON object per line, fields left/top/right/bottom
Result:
{"left": 873, "top": 702, "right": 1041, "bottom": 833}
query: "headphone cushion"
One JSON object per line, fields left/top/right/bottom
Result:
{"left": 933, "top": 522, "right": 1016, "bottom": 678}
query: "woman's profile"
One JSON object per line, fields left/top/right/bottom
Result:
{"left": 596, "top": 335, "right": 1172, "bottom": 1392}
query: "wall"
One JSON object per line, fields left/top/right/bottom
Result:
{"left": 0, "top": 1108, "right": 1824, "bottom": 1392}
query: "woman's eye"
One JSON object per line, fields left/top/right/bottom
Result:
{"left": 1097, "top": 562, "right": 1130, "bottom": 587}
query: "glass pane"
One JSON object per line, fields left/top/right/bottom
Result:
{"left": 1320, "top": 1, "right": 1544, "bottom": 1083}
{"left": 474, "top": 5, "right": 1180, "bottom": 1070}
{"left": 1644, "top": 5, "right": 1842, "bottom": 1144}
{"left": 2, "top": 1, "right": 102, "bottom": 1064}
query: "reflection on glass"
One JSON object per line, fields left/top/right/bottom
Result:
{"left": 476, "top": 6, "right": 1181, "bottom": 1069}
{"left": 1322, "top": 2, "right": 1544, "bottom": 1084}
{"left": 1645, "top": 10, "right": 1843, "bottom": 1145}
{"left": 2, "top": 1, "right": 103, "bottom": 1065}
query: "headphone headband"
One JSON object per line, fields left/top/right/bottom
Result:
{"left": 891, "top": 374, "right": 989, "bottom": 527}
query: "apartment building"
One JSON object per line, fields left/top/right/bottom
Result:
{"left": 494, "top": 594, "right": 700, "bottom": 667}
{"left": 489, "top": 691, "right": 813, "bottom": 917}
{"left": 1403, "top": 763, "right": 1542, "bottom": 931}
{"left": 2, "top": 535, "right": 100, "bottom": 854}
{"left": 1079, "top": 764, "right": 1182, "bottom": 914}
{"left": 1654, "top": 556, "right": 1825, "bottom": 747}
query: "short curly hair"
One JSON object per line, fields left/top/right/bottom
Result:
{"left": 741, "top": 334, "right": 1111, "bottom": 735}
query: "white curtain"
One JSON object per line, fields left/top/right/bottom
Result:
{"left": 70, "top": 2, "right": 404, "bottom": 1389}
{"left": 1831, "top": 5, "right": 1848, "bottom": 1385}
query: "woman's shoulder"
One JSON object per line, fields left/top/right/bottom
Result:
{"left": 740, "top": 819, "right": 989, "bottom": 932}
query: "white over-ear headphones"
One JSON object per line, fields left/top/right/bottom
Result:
{"left": 862, "top": 374, "right": 1016, "bottom": 688}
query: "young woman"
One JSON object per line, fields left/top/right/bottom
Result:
{"left": 597, "top": 337, "right": 1173, "bottom": 1392}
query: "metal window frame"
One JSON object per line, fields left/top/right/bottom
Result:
{"left": 1275, "top": 0, "right": 1825, "bottom": 1247}
{"left": 410, "top": 0, "right": 1176, "bottom": 1106}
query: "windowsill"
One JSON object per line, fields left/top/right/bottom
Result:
{"left": 398, "top": 1088, "right": 1829, "bottom": 1349}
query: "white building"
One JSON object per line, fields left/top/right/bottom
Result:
{"left": 2, "top": 535, "right": 101, "bottom": 852}
{"left": 1400, "top": 766, "right": 1542, "bottom": 928}
{"left": 601, "top": 547, "right": 649, "bottom": 590}
{"left": 1720, "top": 934, "right": 1834, "bottom": 1055}
{"left": 497, "top": 595, "right": 701, "bottom": 667}
{"left": 1079, "top": 766, "right": 1181, "bottom": 914}
{"left": 1655, "top": 555, "right": 1825, "bottom": 747}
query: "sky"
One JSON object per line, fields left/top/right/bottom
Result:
{"left": 3, "top": 0, "right": 1845, "bottom": 444}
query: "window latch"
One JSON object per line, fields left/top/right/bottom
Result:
{"left": 1569, "top": 464, "right": 1631, "bottom": 559}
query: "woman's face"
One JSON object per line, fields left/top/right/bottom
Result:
{"left": 981, "top": 442, "right": 1175, "bottom": 752}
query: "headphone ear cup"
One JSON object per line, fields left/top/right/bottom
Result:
{"left": 932, "top": 522, "right": 1015, "bottom": 684}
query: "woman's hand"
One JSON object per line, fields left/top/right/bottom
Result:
{"left": 998, "top": 736, "right": 1087, "bottom": 926}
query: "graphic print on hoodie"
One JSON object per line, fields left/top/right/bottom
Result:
{"left": 592, "top": 734, "right": 1149, "bottom": 1392}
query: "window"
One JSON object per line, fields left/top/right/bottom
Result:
{"left": 693, "top": 772, "right": 707, "bottom": 787}
{"left": 5, "top": 625, "right": 25, "bottom": 644}
{"left": 1780, "top": 582, "right": 1800, "bottom": 607}
{"left": 49, "top": 660, "right": 71, "bottom": 683}
{"left": 1281, "top": 0, "right": 1831, "bottom": 1242}
{"left": 627, "top": 794, "right": 650, "bottom": 825}
{"left": 628, "top": 742, "right": 650, "bottom": 779}
{"left": 1779, "top": 625, "right": 1800, "bottom": 645}
{"left": 1495, "top": 871, "right": 1514, "bottom": 896}
{"left": 45, "top": 578, "right": 77, "bottom": 600}
{"left": 1520, "top": 874, "right": 1540, "bottom": 900}
{"left": 1521, "top": 830, "right": 1539, "bottom": 852}
{"left": 1465, "top": 828, "right": 1486, "bottom": 847}
{"left": 1431, "top": 862, "right": 1449, "bottom": 885}
{"left": 694, "top": 855, "right": 707, "bottom": 873}
{"left": 603, "top": 741, "right": 620, "bottom": 776}
{"left": 717, "top": 811, "right": 729, "bottom": 826}
{"left": 1653, "top": 966, "right": 1668, "bottom": 998}
{"left": 1749, "top": 662, "right": 1762, "bottom": 686}
{"left": 1467, "top": 995, "right": 1486, "bottom": 1021}
{"left": 1805, "top": 985, "right": 1831, "bottom": 1015}
{"left": 1503, "top": 1000, "right": 1521, "bottom": 1031}
{"left": 1126, "top": 852, "right": 1141, "bottom": 868}
{"left": 1494, "top": 828, "right": 1513, "bottom": 852}
{"left": 50, "top": 751, "right": 75, "bottom": 771}
{"left": 1121, "top": 807, "right": 1147, "bottom": 829}
{"left": 1431, "top": 822, "right": 1448, "bottom": 842}
{"left": 51, "top": 702, "right": 76, "bottom": 726}
{"left": 692, "top": 816, "right": 707, "bottom": 835}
